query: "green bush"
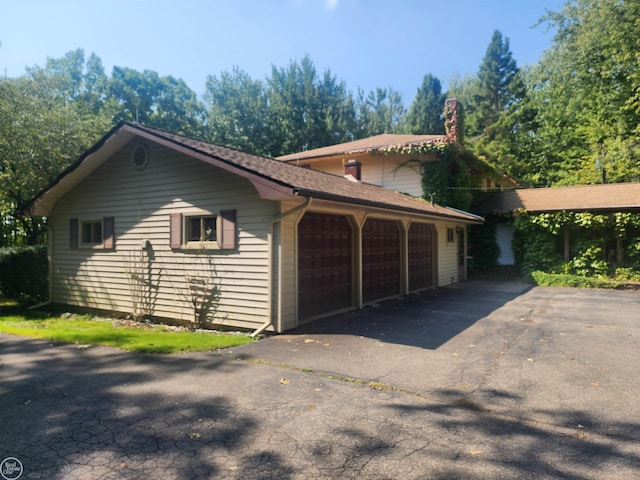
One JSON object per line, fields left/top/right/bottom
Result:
{"left": 527, "top": 270, "right": 618, "bottom": 289}
{"left": 0, "top": 246, "right": 48, "bottom": 304}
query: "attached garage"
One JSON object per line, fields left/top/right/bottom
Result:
{"left": 408, "top": 222, "right": 436, "bottom": 291}
{"left": 298, "top": 212, "right": 354, "bottom": 319}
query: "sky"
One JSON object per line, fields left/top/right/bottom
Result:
{"left": 0, "top": 0, "right": 566, "bottom": 106}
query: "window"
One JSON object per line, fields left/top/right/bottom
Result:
{"left": 446, "top": 227, "right": 455, "bottom": 244}
{"left": 81, "top": 220, "right": 103, "bottom": 244}
{"left": 186, "top": 215, "right": 217, "bottom": 243}
{"left": 170, "top": 210, "right": 236, "bottom": 250}
{"left": 70, "top": 217, "right": 114, "bottom": 249}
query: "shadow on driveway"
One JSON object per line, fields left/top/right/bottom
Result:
{"left": 286, "top": 281, "right": 532, "bottom": 349}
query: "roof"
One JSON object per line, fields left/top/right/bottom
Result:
{"left": 475, "top": 183, "right": 640, "bottom": 214}
{"left": 276, "top": 133, "right": 448, "bottom": 162}
{"left": 26, "top": 122, "right": 481, "bottom": 223}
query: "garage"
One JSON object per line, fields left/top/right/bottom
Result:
{"left": 362, "top": 218, "right": 401, "bottom": 302}
{"left": 298, "top": 212, "right": 354, "bottom": 319}
{"left": 408, "top": 222, "right": 436, "bottom": 291}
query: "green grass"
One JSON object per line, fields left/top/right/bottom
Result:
{"left": 0, "top": 307, "right": 254, "bottom": 353}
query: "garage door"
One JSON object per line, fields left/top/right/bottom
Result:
{"left": 298, "top": 213, "right": 353, "bottom": 319}
{"left": 408, "top": 222, "right": 435, "bottom": 291}
{"left": 362, "top": 219, "right": 400, "bottom": 302}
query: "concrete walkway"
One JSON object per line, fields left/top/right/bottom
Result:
{"left": 1, "top": 282, "right": 639, "bottom": 479}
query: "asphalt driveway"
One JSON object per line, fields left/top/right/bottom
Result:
{"left": 1, "top": 281, "right": 639, "bottom": 479}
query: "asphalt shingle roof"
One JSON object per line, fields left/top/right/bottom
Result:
{"left": 28, "top": 122, "right": 481, "bottom": 223}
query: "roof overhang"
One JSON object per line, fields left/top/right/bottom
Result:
{"left": 26, "top": 123, "right": 296, "bottom": 216}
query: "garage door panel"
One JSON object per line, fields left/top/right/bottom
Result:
{"left": 298, "top": 213, "right": 353, "bottom": 319}
{"left": 408, "top": 222, "right": 435, "bottom": 291}
{"left": 362, "top": 219, "right": 400, "bottom": 303}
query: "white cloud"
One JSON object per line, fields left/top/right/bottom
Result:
{"left": 325, "top": 0, "right": 339, "bottom": 10}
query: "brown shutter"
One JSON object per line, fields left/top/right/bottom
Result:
{"left": 219, "top": 210, "right": 236, "bottom": 250}
{"left": 103, "top": 216, "right": 115, "bottom": 249}
{"left": 170, "top": 213, "right": 183, "bottom": 249}
{"left": 69, "top": 218, "right": 78, "bottom": 249}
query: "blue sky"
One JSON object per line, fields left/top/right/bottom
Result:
{"left": 0, "top": 0, "right": 566, "bottom": 106}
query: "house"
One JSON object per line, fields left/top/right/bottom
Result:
{"left": 276, "top": 99, "right": 511, "bottom": 198}
{"left": 26, "top": 122, "right": 482, "bottom": 334}
{"left": 474, "top": 183, "right": 640, "bottom": 266}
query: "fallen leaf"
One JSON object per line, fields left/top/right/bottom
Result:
{"left": 304, "top": 339, "right": 315, "bottom": 344}
{"left": 591, "top": 382, "right": 601, "bottom": 387}
{"left": 280, "top": 378, "right": 291, "bottom": 385}
{"left": 189, "top": 432, "right": 201, "bottom": 439}
{"left": 587, "top": 324, "right": 594, "bottom": 328}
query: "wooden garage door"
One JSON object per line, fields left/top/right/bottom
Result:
{"left": 298, "top": 213, "right": 353, "bottom": 319}
{"left": 408, "top": 222, "right": 435, "bottom": 291}
{"left": 362, "top": 219, "right": 400, "bottom": 302}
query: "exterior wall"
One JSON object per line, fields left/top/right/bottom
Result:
{"left": 50, "top": 140, "right": 278, "bottom": 331}
{"left": 436, "top": 223, "right": 460, "bottom": 286}
{"left": 300, "top": 153, "right": 436, "bottom": 197}
{"left": 275, "top": 199, "right": 307, "bottom": 332}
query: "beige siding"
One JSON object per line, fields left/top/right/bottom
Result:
{"left": 436, "top": 224, "right": 459, "bottom": 286}
{"left": 277, "top": 199, "right": 305, "bottom": 332}
{"left": 302, "top": 153, "right": 435, "bottom": 198}
{"left": 50, "top": 141, "right": 278, "bottom": 330}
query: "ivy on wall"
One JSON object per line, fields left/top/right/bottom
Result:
{"left": 512, "top": 210, "right": 640, "bottom": 279}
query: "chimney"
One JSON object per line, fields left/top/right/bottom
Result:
{"left": 344, "top": 159, "right": 361, "bottom": 181}
{"left": 444, "top": 98, "right": 462, "bottom": 143}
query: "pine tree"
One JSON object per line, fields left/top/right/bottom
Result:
{"left": 403, "top": 74, "right": 445, "bottom": 134}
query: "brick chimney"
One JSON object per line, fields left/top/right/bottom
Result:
{"left": 444, "top": 98, "right": 462, "bottom": 143}
{"left": 344, "top": 159, "right": 361, "bottom": 180}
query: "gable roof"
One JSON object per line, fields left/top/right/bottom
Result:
{"left": 475, "top": 183, "right": 640, "bottom": 214}
{"left": 26, "top": 122, "right": 481, "bottom": 223}
{"left": 276, "top": 133, "right": 448, "bottom": 162}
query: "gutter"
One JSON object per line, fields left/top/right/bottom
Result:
{"left": 250, "top": 197, "right": 313, "bottom": 338}
{"left": 29, "top": 224, "right": 54, "bottom": 310}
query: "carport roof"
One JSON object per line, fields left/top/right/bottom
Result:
{"left": 26, "top": 122, "right": 482, "bottom": 223}
{"left": 475, "top": 183, "right": 640, "bottom": 214}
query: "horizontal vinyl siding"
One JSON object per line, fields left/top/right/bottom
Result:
{"left": 278, "top": 200, "right": 305, "bottom": 331}
{"left": 436, "top": 224, "right": 458, "bottom": 286}
{"left": 50, "top": 141, "right": 278, "bottom": 330}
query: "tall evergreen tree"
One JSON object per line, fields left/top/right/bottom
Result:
{"left": 403, "top": 74, "right": 445, "bottom": 134}
{"left": 470, "top": 30, "right": 522, "bottom": 136}
{"left": 354, "top": 87, "right": 405, "bottom": 137}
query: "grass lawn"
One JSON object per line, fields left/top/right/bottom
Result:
{"left": 0, "top": 301, "right": 254, "bottom": 354}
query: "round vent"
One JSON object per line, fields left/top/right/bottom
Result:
{"left": 132, "top": 144, "right": 149, "bottom": 170}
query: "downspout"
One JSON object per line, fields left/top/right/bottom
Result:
{"left": 29, "top": 224, "right": 54, "bottom": 310}
{"left": 251, "top": 197, "right": 312, "bottom": 338}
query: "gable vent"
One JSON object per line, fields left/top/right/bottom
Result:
{"left": 132, "top": 144, "right": 149, "bottom": 170}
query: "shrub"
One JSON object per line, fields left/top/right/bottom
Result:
{"left": 0, "top": 246, "right": 48, "bottom": 304}
{"left": 527, "top": 270, "right": 618, "bottom": 289}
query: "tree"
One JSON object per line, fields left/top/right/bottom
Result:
{"left": 403, "top": 74, "right": 445, "bottom": 134}
{"left": 266, "top": 55, "right": 356, "bottom": 156}
{"left": 0, "top": 75, "right": 112, "bottom": 245}
{"left": 107, "top": 67, "right": 205, "bottom": 137}
{"left": 354, "top": 87, "right": 405, "bottom": 137}
{"left": 203, "top": 67, "right": 271, "bottom": 155}
{"left": 472, "top": 30, "right": 523, "bottom": 135}
{"left": 531, "top": 0, "right": 640, "bottom": 185}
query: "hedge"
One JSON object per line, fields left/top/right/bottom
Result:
{"left": 0, "top": 246, "right": 48, "bottom": 304}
